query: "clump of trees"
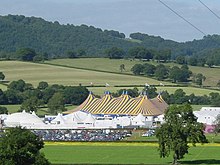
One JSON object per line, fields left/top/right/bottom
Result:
{"left": 0, "top": 127, "right": 50, "bottom": 165}
{"left": 131, "top": 63, "right": 192, "bottom": 82}
{"left": 0, "top": 72, "right": 5, "bottom": 80}
{"left": 156, "top": 104, "right": 207, "bottom": 164}
{"left": 0, "top": 79, "right": 89, "bottom": 114}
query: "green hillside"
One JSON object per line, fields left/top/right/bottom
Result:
{"left": 0, "top": 61, "right": 165, "bottom": 87}
{"left": 1, "top": 59, "right": 220, "bottom": 97}
{"left": 46, "top": 58, "right": 220, "bottom": 87}
{"left": 1, "top": 15, "right": 220, "bottom": 58}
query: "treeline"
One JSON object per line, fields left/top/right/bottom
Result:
{"left": 0, "top": 80, "right": 89, "bottom": 114}
{"left": 1, "top": 15, "right": 220, "bottom": 64}
{"left": 112, "top": 87, "right": 220, "bottom": 106}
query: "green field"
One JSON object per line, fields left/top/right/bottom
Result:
{"left": 1, "top": 60, "right": 219, "bottom": 97}
{"left": 87, "top": 86, "right": 220, "bottom": 96}
{"left": 46, "top": 58, "right": 220, "bottom": 87}
{"left": 0, "top": 83, "right": 7, "bottom": 91}
{"left": 0, "top": 61, "right": 169, "bottom": 87}
{"left": 43, "top": 142, "right": 220, "bottom": 165}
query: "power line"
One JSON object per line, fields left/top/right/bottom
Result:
{"left": 198, "top": 0, "right": 220, "bottom": 20}
{"left": 158, "top": 0, "right": 206, "bottom": 36}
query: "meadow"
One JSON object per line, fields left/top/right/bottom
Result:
{"left": 87, "top": 86, "right": 220, "bottom": 96}
{"left": 0, "top": 83, "right": 7, "bottom": 91}
{"left": 46, "top": 58, "right": 220, "bottom": 87}
{"left": 43, "top": 142, "right": 220, "bottom": 165}
{"left": 0, "top": 61, "right": 167, "bottom": 87}
{"left": 1, "top": 60, "right": 219, "bottom": 99}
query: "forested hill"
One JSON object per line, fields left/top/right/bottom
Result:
{"left": 0, "top": 15, "right": 136, "bottom": 56}
{"left": 0, "top": 14, "right": 220, "bottom": 58}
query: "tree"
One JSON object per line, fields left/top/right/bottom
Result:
{"left": 4, "top": 89, "right": 23, "bottom": 104}
{"left": 193, "top": 73, "right": 206, "bottom": 86}
{"left": 77, "top": 49, "right": 86, "bottom": 57}
{"left": 0, "top": 106, "right": 8, "bottom": 114}
{"left": 176, "top": 55, "right": 186, "bottom": 64}
{"left": 0, "top": 72, "right": 5, "bottom": 80}
{"left": 20, "top": 96, "right": 40, "bottom": 112}
{"left": 38, "top": 81, "right": 49, "bottom": 90}
{"left": 63, "top": 86, "right": 89, "bottom": 105}
{"left": 0, "top": 89, "right": 6, "bottom": 104}
{"left": 142, "top": 63, "right": 155, "bottom": 76}
{"left": 143, "top": 86, "right": 157, "bottom": 98}
{"left": 47, "top": 92, "right": 66, "bottom": 114}
{"left": 8, "top": 79, "right": 26, "bottom": 92}
{"left": 214, "top": 114, "right": 220, "bottom": 134}
{"left": 0, "top": 127, "right": 50, "bottom": 165}
{"left": 187, "top": 56, "right": 197, "bottom": 66}
{"left": 169, "top": 66, "right": 181, "bottom": 83}
{"left": 66, "top": 51, "right": 77, "bottom": 58}
{"left": 217, "top": 80, "right": 220, "bottom": 88}
{"left": 105, "top": 47, "right": 125, "bottom": 59}
{"left": 156, "top": 104, "right": 207, "bottom": 164}
{"left": 131, "top": 64, "right": 144, "bottom": 75}
{"left": 119, "top": 64, "right": 125, "bottom": 72}
{"left": 155, "top": 64, "right": 168, "bottom": 80}
{"left": 17, "top": 48, "right": 37, "bottom": 61}
{"left": 114, "top": 88, "right": 139, "bottom": 97}
{"left": 209, "top": 92, "right": 220, "bottom": 106}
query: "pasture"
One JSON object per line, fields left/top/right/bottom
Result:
{"left": 87, "top": 86, "right": 220, "bottom": 96}
{"left": 43, "top": 142, "right": 220, "bottom": 165}
{"left": 46, "top": 58, "right": 220, "bottom": 87}
{"left": 0, "top": 61, "right": 168, "bottom": 87}
{"left": 0, "top": 83, "right": 7, "bottom": 91}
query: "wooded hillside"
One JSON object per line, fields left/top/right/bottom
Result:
{"left": 0, "top": 15, "right": 220, "bottom": 58}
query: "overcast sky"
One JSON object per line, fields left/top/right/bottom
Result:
{"left": 1, "top": 0, "right": 220, "bottom": 42}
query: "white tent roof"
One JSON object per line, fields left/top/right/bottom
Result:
{"left": 51, "top": 113, "right": 66, "bottom": 124}
{"left": 82, "top": 113, "right": 95, "bottom": 123}
{"left": 64, "top": 110, "right": 88, "bottom": 123}
{"left": 4, "top": 110, "right": 45, "bottom": 126}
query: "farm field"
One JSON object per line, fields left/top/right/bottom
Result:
{"left": 0, "top": 61, "right": 170, "bottom": 87}
{"left": 46, "top": 58, "right": 220, "bottom": 87}
{"left": 0, "top": 83, "right": 7, "bottom": 91}
{"left": 43, "top": 142, "right": 220, "bottom": 165}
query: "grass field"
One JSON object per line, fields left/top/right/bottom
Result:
{"left": 46, "top": 58, "right": 220, "bottom": 87}
{"left": 87, "top": 86, "right": 220, "bottom": 96}
{"left": 0, "top": 61, "right": 169, "bottom": 87}
{"left": 0, "top": 83, "right": 7, "bottom": 91}
{"left": 43, "top": 142, "right": 220, "bottom": 165}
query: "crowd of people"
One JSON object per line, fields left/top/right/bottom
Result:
{"left": 32, "top": 129, "right": 132, "bottom": 141}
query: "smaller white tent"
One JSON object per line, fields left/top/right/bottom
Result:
{"left": 4, "top": 110, "right": 45, "bottom": 128}
{"left": 64, "top": 110, "right": 88, "bottom": 124}
{"left": 51, "top": 113, "right": 66, "bottom": 125}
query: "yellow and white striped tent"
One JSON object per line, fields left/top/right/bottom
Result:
{"left": 65, "top": 92, "right": 168, "bottom": 116}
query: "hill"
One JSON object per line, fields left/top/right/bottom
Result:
{"left": 1, "top": 60, "right": 220, "bottom": 96}
{"left": 46, "top": 58, "right": 220, "bottom": 87}
{"left": 0, "top": 60, "right": 164, "bottom": 87}
{"left": 1, "top": 15, "right": 220, "bottom": 58}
